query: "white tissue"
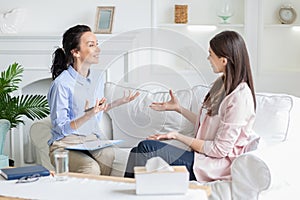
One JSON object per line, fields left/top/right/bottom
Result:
{"left": 145, "top": 157, "right": 174, "bottom": 172}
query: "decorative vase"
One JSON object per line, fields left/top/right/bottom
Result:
{"left": 217, "top": 0, "right": 233, "bottom": 24}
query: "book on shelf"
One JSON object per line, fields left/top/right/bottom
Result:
{"left": 0, "top": 165, "right": 50, "bottom": 180}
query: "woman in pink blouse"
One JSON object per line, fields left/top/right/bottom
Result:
{"left": 124, "top": 30, "right": 260, "bottom": 182}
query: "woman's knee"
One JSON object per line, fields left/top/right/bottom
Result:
{"left": 137, "top": 140, "right": 163, "bottom": 153}
{"left": 100, "top": 147, "right": 115, "bottom": 160}
{"left": 137, "top": 140, "right": 152, "bottom": 150}
{"left": 77, "top": 162, "right": 101, "bottom": 175}
{"left": 98, "top": 147, "right": 115, "bottom": 167}
{"left": 69, "top": 151, "right": 100, "bottom": 175}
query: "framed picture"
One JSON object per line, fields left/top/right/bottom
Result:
{"left": 94, "top": 6, "right": 115, "bottom": 34}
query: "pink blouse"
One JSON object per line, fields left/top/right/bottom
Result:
{"left": 193, "top": 82, "right": 260, "bottom": 182}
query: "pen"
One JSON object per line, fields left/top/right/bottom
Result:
{"left": 84, "top": 103, "right": 103, "bottom": 112}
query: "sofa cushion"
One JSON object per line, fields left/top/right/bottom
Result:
{"left": 254, "top": 93, "right": 293, "bottom": 144}
{"left": 105, "top": 82, "right": 195, "bottom": 148}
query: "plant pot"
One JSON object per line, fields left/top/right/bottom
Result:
{"left": 0, "top": 119, "right": 10, "bottom": 155}
{"left": 0, "top": 154, "right": 9, "bottom": 168}
{"left": 0, "top": 119, "right": 10, "bottom": 168}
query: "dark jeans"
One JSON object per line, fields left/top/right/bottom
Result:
{"left": 124, "top": 140, "right": 196, "bottom": 180}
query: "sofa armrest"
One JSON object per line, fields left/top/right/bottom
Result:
{"left": 231, "top": 150, "right": 271, "bottom": 200}
{"left": 231, "top": 140, "right": 300, "bottom": 200}
{"left": 29, "top": 117, "right": 54, "bottom": 170}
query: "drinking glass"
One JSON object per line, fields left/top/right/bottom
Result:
{"left": 54, "top": 148, "right": 69, "bottom": 181}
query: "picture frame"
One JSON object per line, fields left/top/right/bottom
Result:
{"left": 94, "top": 6, "right": 115, "bottom": 34}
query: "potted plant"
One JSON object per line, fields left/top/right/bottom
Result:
{"left": 0, "top": 62, "right": 50, "bottom": 157}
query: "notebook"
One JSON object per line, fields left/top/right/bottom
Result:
{"left": 0, "top": 165, "right": 50, "bottom": 180}
{"left": 65, "top": 139, "right": 123, "bottom": 151}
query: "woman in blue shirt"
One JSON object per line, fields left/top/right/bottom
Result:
{"left": 48, "top": 24, "right": 139, "bottom": 175}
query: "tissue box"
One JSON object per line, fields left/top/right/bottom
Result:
{"left": 134, "top": 165, "right": 189, "bottom": 195}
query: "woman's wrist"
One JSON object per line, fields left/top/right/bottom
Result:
{"left": 173, "top": 132, "right": 180, "bottom": 140}
{"left": 110, "top": 98, "right": 124, "bottom": 109}
{"left": 175, "top": 106, "right": 182, "bottom": 114}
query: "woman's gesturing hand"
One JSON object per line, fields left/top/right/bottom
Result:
{"left": 120, "top": 90, "right": 140, "bottom": 104}
{"left": 149, "top": 90, "right": 180, "bottom": 112}
{"left": 84, "top": 98, "right": 108, "bottom": 116}
{"left": 147, "top": 132, "right": 178, "bottom": 141}
{"left": 104, "top": 90, "right": 140, "bottom": 112}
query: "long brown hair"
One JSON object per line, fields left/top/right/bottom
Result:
{"left": 203, "top": 31, "right": 256, "bottom": 116}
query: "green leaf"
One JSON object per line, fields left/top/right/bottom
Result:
{"left": 0, "top": 62, "right": 23, "bottom": 95}
{"left": 0, "top": 63, "right": 50, "bottom": 129}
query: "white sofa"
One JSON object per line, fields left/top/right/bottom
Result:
{"left": 30, "top": 82, "right": 300, "bottom": 200}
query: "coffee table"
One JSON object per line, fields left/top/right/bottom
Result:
{"left": 0, "top": 172, "right": 211, "bottom": 199}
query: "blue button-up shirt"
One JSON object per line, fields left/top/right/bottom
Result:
{"left": 47, "top": 66, "right": 105, "bottom": 145}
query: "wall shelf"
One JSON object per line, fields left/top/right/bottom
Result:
{"left": 157, "top": 23, "right": 244, "bottom": 28}
{"left": 264, "top": 24, "right": 300, "bottom": 28}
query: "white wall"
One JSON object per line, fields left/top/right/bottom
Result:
{"left": 1, "top": 0, "right": 300, "bottom": 96}
{"left": 0, "top": 0, "right": 151, "bottom": 34}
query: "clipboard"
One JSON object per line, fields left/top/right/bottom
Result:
{"left": 65, "top": 140, "right": 123, "bottom": 151}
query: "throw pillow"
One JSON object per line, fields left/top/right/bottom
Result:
{"left": 254, "top": 93, "right": 293, "bottom": 144}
